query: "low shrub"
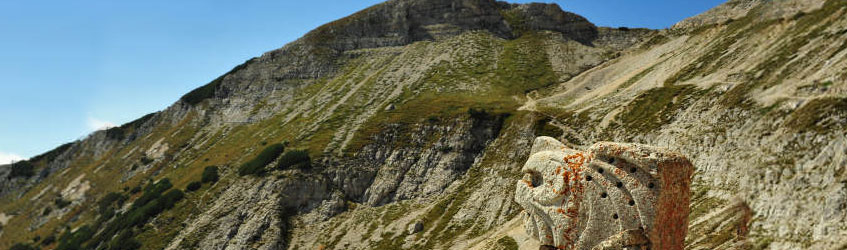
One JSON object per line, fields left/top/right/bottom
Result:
{"left": 55, "top": 225, "right": 94, "bottom": 250}
{"left": 10, "top": 243, "right": 36, "bottom": 250}
{"left": 107, "top": 229, "right": 140, "bottom": 250}
{"left": 85, "top": 178, "right": 182, "bottom": 249}
{"left": 132, "top": 179, "right": 173, "bottom": 209}
{"left": 277, "top": 150, "right": 311, "bottom": 170}
{"left": 130, "top": 185, "right": 142, "bottom": 194}
{"left": 238, "top": 143, "right": 285, "bottom": 176}
{"left": 9, "top": 160, "right": 35, "bottom": 179}
{"left": 160, "top": 190, "right": 184, "bottom": 209}
{"left": 98, "top": 192, "right": 127, "bottom": 214}
{"left": 41, "top": 235, "right": 56, "bottom": 246}
{"left": 186, "top": 181, "right": 202, "bottom": 192}
{"left": 201, "top": 166, "right": 219, "bottom": 183}
{"left": 54, "top": 198, "right": 71, "bottom": 209}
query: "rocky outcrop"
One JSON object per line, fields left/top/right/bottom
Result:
{"left": 515, "top": 137, "right": 693, "bottom": 250}
{"left": 302, "top": 0, "right": 598, "bottom": 53}
{"left": 333, "top": 113, "right": 507, "bottom": 206}
{"left": 672, "top": 0, "right": 826, "bottom": 31}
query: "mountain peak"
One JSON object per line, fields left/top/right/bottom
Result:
{"left": 300, "top": 0, "right": 598, "bottom": 52}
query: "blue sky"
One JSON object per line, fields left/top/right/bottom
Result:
{"left": 0, "top": 0, "right": 725, "bottom": 163}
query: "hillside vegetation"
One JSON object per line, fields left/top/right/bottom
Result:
{"left": 1, "top": 0, "right": 846, "bottom": 249}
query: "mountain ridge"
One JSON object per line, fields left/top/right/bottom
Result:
{"left": 2, "top": 0, "right": 846, "bottom": 249}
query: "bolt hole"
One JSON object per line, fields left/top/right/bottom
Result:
{"left": 526, "top": 172, "right": 543, "bottom": 188}
{"left": 616, "top": 182, "right": 623, "bottom": 188}
{"left": 585, "top": 175, "right": 592, "bottom": 181}
{"left": 629, "top": 200, "right": 635, "bottom": 206}
{"left": 601, "top": 192, "right": 608, "bottom": 198}
{"left": 608, "top": 158, "right": 616, "bottom": 164}
{"left": 648, "top": 182, "right": 655, "bottom": 189}
{"left": 597, "top": 168, "right": 604, "bottom": 174}
{"left": 613, "top": 214, "right": 619, "bottom": 219}
{"left": 629, "top": 167, "right": 637, "bottom": 173}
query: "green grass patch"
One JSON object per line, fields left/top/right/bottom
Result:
{"left": 494, "top": 33, "right": 557, "bottom": 94}
{"left": 496, "top": 236, "right": 519, "bottom": 250}
{"left": 619, "top": 64, "right": 657, "bottom": 90}
{"left": 533, "top": 117, "right": 562, "bottom": 138}
{"left": 616, "top": 85, "right": 700, "bottom": 133}
{"left": 785, "top": 97, "right": 847, "bottom": 133}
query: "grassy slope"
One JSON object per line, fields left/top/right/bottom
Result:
{"left": 0, "top": 29, "right": 568, "bottom": 249}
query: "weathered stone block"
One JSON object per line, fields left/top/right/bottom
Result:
{"left": 515, "top": 137, "right": 693, "bottom": 250}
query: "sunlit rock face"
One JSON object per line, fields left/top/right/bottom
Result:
{"left": 515, "top": 137, "right": 694, "bottom": 250}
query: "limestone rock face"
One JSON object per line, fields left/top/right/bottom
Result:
{"left": 515, "top": 137, "right": 693, "bottom": 250}
{"left": 301, "top": 0, "right": 598, "bottom": 53}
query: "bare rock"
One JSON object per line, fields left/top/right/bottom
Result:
{"left": 408, "top": 220, "right": 424, "bottom": 234}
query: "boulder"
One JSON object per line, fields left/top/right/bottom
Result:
{"left": 515, "top": 137, "right": 693, "bottom": 250}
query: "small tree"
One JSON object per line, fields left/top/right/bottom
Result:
{"left": 201, "top": 166, "right": 219, "bottom": 183}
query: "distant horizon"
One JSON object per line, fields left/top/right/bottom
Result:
{"left": 0, "top": 0, "right": 725, "bottom": 162}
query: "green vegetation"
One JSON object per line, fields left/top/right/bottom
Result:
{"left": 54, "top": 198, "right": 71, "bottom": 209}
{"left": 181, "top": 57, "right": 257, "bottom": 105}
{"left": 98, "top": 192, "right": 127, "bottom": 215}
{"left": 186, "top": 181, "right": 202, "bottom": 192}
{"left": 107, "top": 229, "right": 141, "bottom": 250}
{"left": 201, "top": 166, "right": 219, "bottom": 183}
{"left": 238, "top": 143, "right": 285, "bottom": 176}
{"left": 55, "top": 225, "right": 94, "bottom": 250}
{"left": 105, "top": 126, "right": 127, "bottom": 141}
{"left": 666, "top": 0, "right": 847, "bottom": 108}
{"left": 534, "top": 117, "right": 562, "bottom": 138}
{"left": 494, "top": 33, "right": 557, "bottom": 94}
{"left": 130, "top": 185, "right": 142, "bottom": 194}
{"left": 96, "top": 192, "right": 127, "bottom": 224}
{"left": 345, "top": 32, "right": 547, "bottom": 156}
{"left": 688, "top": 184, "right": 726, "bottom": 223}
{"left": 132, "top": 179, "right": 174, "bottom": 209}
{"left": 641, "top": 34, "right": 669, "bottom": 49}
{"left": 501, "top": 9, "right": 528, "bottom": 36}
{"left": 8, "top": 160, "right": 35, "bottom": 179}
{"left": 78, "top": 178, "right": 183, "bottom": 250}
{"left": 785, "top": 97, "right": 847, "bottom": 133}
{"left": 41, "top": 235, "right": 55, "bottom": 246}
{"left": 122, "top": 113, "right": 156, "bottom": 131}
{"left": 10, "top": 243, "right": 36, "bottom": 250}
{"left": 29, "top": 142, "right": 73, "bottom": 164}
{"left": 496, "top": 236, "right": 519, "bottom": 250}
{"left": 277, "top": 150, "right": 311, "bottom": 170}
{"left": 619, "top": 64, "right": 657, "bottom": 90}
{"left": 616, "top": 85, "right": 700, "bottom": 133}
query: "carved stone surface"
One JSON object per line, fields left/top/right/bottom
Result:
{"left": 515, "top": 137, "right": 693, "bottom": 250}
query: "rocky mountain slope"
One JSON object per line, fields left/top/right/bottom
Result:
{"left": 1, "top": 0, "right": 845, "bottom": 249}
